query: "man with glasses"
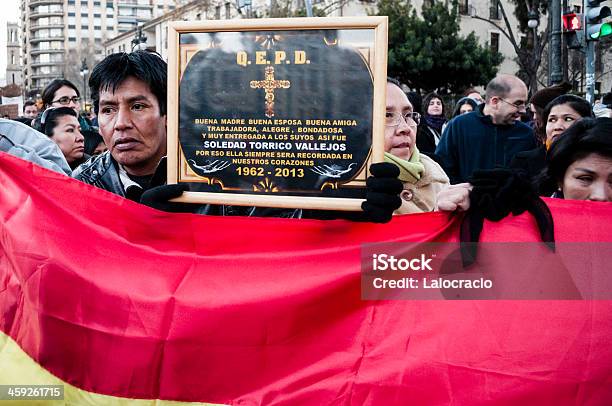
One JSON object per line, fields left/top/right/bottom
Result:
{"left": 383, "top": 78, "right": 449, "bottom": 213}
{"left": 435, "top": 74, "right": 536, "bottom": 184}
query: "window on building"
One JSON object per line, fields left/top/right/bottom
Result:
{"left": 458, "top": 0, "right": 469, "bottom": 15}
{"left": 225, "top": 2, "right": 231, "bottom": 19}
{"left": 490, "top": 32, "right": 500, "bottom": 54}
{"left": 137, "top": 9, "right": 151, "bottom": 18}
{"left": 490, "top": 0, "right": 500, "bottom": 20}
{"left": 215, "top": 5, "right": 221, "bottom": 19}
{"left": 68, "top": 12, "right": 75, "bottom": 16}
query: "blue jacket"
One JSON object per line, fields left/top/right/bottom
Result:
{"left": 435, "top": 105, "right": 536, "bottom": 184}
{"left": 0, "top": 118, "right": 71, "bottom": 175}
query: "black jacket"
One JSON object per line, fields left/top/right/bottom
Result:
{"left": 72, "top": 151, "right": 303, "bottom": 218}
{"left": 435, "top": 104, "right": 537, "bottom": 184}
{"left": 72, "top": 151, "right": 126, "bottom": 196}
{"left": 510, "top": 145, "right": 556, "bottom": 196}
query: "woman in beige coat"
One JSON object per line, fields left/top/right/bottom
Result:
{"left": 384, "top": 79, "right": 449, "bottom": 214}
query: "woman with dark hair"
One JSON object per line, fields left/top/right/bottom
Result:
{"left": 528, "top": 81, "right": 572, "bottom": 143}
{"left": 539, "top": 117, "right": 612, "bottom": 201}
{"left": 41, "top": 79, "right": 80, "bottom": 111}
{"left": 437, "top": 117, "right": 612, "bottom": 210}
{"left": 40, "top": 78, "right": 92, "bottom": 132}
{"left": 38, "top": 107, "right": 87, "bottom": 169}
{"left": 451, "top": 97, "right": 479, "bottom": 118}
{"left": 417, "top": 93, "right": 446, "bottom": 155}
{"left": 510, "top": 94, "right": 593, "bottom": 195}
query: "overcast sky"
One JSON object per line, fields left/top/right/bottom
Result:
{"left": 0, "top": 2, "right": 22, "bottom": 83}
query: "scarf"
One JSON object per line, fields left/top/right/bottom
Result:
{"left": 424, "top": 114, "right": 446, "bottom": 133}
{"left": 384, "top": 148, "right": 425, "bottom": 184}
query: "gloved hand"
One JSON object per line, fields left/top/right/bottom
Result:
{"left": 304, "top": 162, "right": 403, "bottom": 223}
{"left": 139, "top": 183, "right": 197, "bottom": 213}
{"left": 361, "top": 162, "right": 403, "bottom": 222}
{"left": 460, "top": 168, "right": 554, "bottom": 267}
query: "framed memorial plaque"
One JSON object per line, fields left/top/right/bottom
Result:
{"left": 167, "top": 17, "right": 388, "bottom": 210}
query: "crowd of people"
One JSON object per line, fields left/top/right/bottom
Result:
{"left": 1, "top": 50, "right": 611, "bottom": 223}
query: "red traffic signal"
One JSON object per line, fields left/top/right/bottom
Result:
{"left": 562, "top": 13, "right": 582, "bottom": 31}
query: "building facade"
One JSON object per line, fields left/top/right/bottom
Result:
{"left": 5, "top": 23, "right": 23, "bottom": 87}
{"left": 104, "top": 0, "right": 528, "bottom": 87}
{"left": 20, "top": 0, "right": 190, "bottom": 98}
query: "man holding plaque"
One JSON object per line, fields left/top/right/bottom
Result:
{"left": 73, "top": 51, "right": 402, "bottom": 223}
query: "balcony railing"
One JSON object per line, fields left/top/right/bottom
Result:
{"left": 30, "top": 48, "right": 64, "bottom": 55}
{"left": 30, "top": 36, "right": 65, "bottom": 44}
{"left": 31, "top": 72, "right": 62, "bottom": 80}
{"left": 30, "top": 10, "right": 64, "bottom": 18}
{"left": 31, "top": 60, "right": 64, "bottom": 68}
{"left": 29, "top": 0, "right": 63, "bottom": 7}
{"left": 31, "top": 23, "right": 64, "bottom": 30}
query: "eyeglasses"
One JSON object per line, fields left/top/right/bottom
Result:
{"left": 498, "top": 98, "right": 527, "bottom": 110}
{"left": 51, "top": 96, "right": 80, "bottom": 105}
{"left": 385, "top": 111, "right": 421, "bottom": 127}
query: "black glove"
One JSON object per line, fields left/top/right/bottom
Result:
{"left": 304, "top": 162, "right": 403, "bottom": 223}
{"left": 361, "top": 162, "right": 403, "bottom": 222}
{"left": 139, "top": 183, "right": 198, "bottom": 213}
{"left": 460, "top": 168, "right": 555, "bottom": 267}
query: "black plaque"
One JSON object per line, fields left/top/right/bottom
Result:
{"left": 168, "top": 19, "right": 388, "bottom": 209}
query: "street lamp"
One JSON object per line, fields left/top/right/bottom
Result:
{"left": 131, "top": 26, "right": 148, "bottom": 52}
{"left": 80, "top": 59, "right": 88, "bottom": 108}
{"left": 527, "top": 9, "right": 540, "bottom": 94}
{"left": 527, "top": 10, "right": 540, "bottom": 29}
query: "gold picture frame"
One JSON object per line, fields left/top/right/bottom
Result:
{"left": 167, "top": 17, "right": 388, "bottom": 211}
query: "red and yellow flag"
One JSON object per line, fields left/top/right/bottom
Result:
{"left": 1, "top": 152, "right": 611, "bottom": 405}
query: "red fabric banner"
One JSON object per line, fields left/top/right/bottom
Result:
{"left": 1, "top": 152, "right": 612, "bottom": 405}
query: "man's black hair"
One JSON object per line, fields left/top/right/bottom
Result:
{"left": 24, "top": 100, "right": 36, "bottom": 108}
{"left": 41, "top": 79, "right": 80, "bottom": 108}
{"left": 89, "top": 51, "right": 167, "bottom": 116}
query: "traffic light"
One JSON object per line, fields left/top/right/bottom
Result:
{"left": 585, "top": 0, "right": 612, "bottom": 40}
{"left": 562, "top": 12, "right": 582, "bottom": 31}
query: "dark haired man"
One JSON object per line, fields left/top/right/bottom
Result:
{"left": 23, "top": 101, "right": 38, "bottom": 121}
{"left": 435, "top": 74, "right": 537, "bottom": 184}
{"left": 73, "top": 51, "right": 401, "bottom": 222}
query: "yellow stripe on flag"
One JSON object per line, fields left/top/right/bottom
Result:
{"left": 0, "top": 331, "right": 228, "bottom": 406}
